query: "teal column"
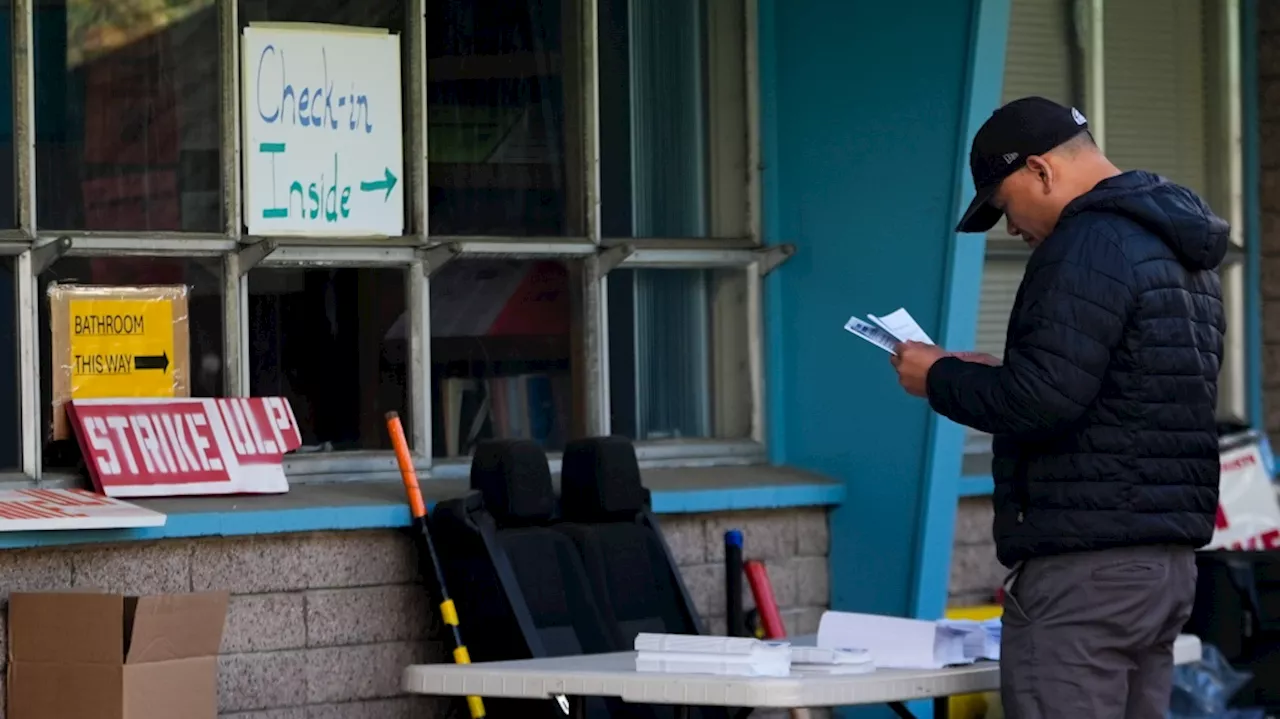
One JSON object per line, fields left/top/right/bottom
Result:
{"left": 761, "top": 1, "right": 1009, "bottom": 716}
{"left": 1243, "top": 0, "right": 1265, "bottom": 430}
{"left": 911, "top": 0, "right": 1011, "bottom": 623}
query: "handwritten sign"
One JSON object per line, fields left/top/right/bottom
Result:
{"left": 67, "top": 397, "right": 303, "bottom": 498}
{"left": 0, "top": 489, "right": 166, "bottom": 531}
{"left": 241, "top": 23, "right": 404, "bottom": 237}
{"left": 49, "top": 284, "right": 190, "bottom": 441}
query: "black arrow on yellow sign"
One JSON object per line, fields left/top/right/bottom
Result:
{"left": 134, "top": 352, "right": 169, "bottom": 372}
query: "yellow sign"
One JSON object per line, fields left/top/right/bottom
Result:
{"left": 67, "top": 298, "right": 176, "bottom": 398}
{"left": 49, "top": 283, "right": 190, "bottom": 441}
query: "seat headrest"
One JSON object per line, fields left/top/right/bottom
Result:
{"left": 560, "top": 436, "right": 649, "bottom": 521}
{"left": 470, "top": 439, "right": 556, "bottom": 527}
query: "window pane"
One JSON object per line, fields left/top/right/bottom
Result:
{"left": 431, "top": 259, "right": 579, "bottom": 457}
{"left": 39, "top": 257, "right": 225, "bottom": 470}
{"left": 0, "top": 4, "right": 14, "bottom": 228}
{"left": 427, "top": 0, "right": 582, "bottom": 236}
{"left": 0, "top": 258, "right": 16, "bottom": 470}
{"left": 37, "top": 2, "right": 222, "bottom": 231}
{"left": 240, "top": 0, "right": 402, "bottom": 26}
{"left": 249, "top": 267, "right": 408, "bottom": 451}
{"left": 608, "top": 268, "right": 750, "bottom": 440}
{"left": 598, "top": 0, "right": 747, "bottom": 239}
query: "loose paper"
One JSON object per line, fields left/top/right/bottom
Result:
{"left": 843, "top": 307, "right": 933, "bottom": 355}
{"left": 816, "top": 611, "right": 1000, "bottom": 669}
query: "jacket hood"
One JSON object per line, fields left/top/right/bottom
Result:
{"left": 1060, "top": 170, "right": 1230, "bottom": 271}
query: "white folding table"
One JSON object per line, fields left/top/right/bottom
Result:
{"left": 403, "top": 633, "right": 1203, "bottom": 717}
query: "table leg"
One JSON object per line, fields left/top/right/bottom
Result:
{"left": 884, "top": 699, "right": 949, "bottom": 719}
{"left": 887, "top": 701, "right": 916, "bottom": 718}
{"left": 569, "top": 696, "right": 587, "bottom": 719}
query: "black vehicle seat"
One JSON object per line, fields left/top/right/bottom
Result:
{"left": 555, "top": 436, "right": 737, "bottom": 719}
{"left": 428, "top": 439, "right": 645, "bottom": 719}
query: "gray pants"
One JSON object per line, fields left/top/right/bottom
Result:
{"left": 1000, "top": 544, "right": 1197, "bottom": 719}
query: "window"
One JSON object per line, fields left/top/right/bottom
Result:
{"left": 8, "top": 0, "right": 761, "bottom": 482}
{"left": 430, "top": 259, "right": 580, "bottom": 457}
{"left": 966, "top": 0, "right": 1245, "bottom": 471}
{"left": 249, "top": 267, "right": 408, "bottom": 452}
{"left": 0, "top": 2, "right": 13, "bottom": 230}
{"left": 598, "top": 0, "right": 747, "bottom": 240}
{"left": 596, "top": 0, "right": 754, "bottom": 449}
{"left": 427, "top": 0, "right": 582, "bottom": 236}
{"left": 0, "top": 258, "right": 16, "bottom": 471}
{"left": 608, "top": 268, "right": 751, "bottom": 441}
{"left": 37, "top": 1, "right": 221, "bottom": 231}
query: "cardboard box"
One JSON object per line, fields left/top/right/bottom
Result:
{"left": 48, "top": 283, "right": 191, "bottom": 441}
{"left": 8, "top": 590, "right": 228, "bottom": 719}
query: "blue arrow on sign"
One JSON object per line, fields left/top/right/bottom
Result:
{"left": 360, "top": 168, "right": 398, "bottom": 201}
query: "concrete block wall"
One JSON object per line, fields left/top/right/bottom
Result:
{"left": 1260, "top": 4, "right": 1280, "bottom": 442}
{"left": 0, "top": 507, "right": 829, "bottom": 718}
{"left": 948, "top": 496, "right": 1003, "bottom": 608}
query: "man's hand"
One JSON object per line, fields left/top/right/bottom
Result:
{"left": 948, "top": 351, "right": 1001, "bottom": 366}
{"left": 890, "top": 341, "right": 947, "bottom": 398}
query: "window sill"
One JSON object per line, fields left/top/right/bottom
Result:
{"left": 0, "top": 464, "right": 845, "bottom": 549}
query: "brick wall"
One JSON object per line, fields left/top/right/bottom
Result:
{"left": 1261, "top": 5, "right": 1280, "bottom": 442}
{"left": 948, "top": 496, "right": 1003, "bottom": 608}
{"left": 0, "top": 507, "right": 829, "bottom": 718}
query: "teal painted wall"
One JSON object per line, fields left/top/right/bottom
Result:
{"left": 762, "top": 0, "right": 982, "bottom": 624}
{"left": 911, "top": 0, "right": 1010, "bottom": 623}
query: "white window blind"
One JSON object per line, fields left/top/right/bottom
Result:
{"left": 1103, "top": 0, "right": 1209, "bottom": 198}
{"left": 975, "top": 258, "right": 1026, "bottom": 359}
{"left": 968, "top": 0, "right": 1074, "bottom": 453}
{"left": 967, "top": 0, "right": 1218, "bottom": 458}
{"left": 976, "top": 0, "right": 1074, "bottom": 356}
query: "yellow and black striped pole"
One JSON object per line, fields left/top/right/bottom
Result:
{"left": 386, "top": 412, "right": 485, "bottom": 719}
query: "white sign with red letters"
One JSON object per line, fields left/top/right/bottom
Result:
{"left": 1205, "top": 442, "right": 1280, "bottom": 551}
{"left": 66, "top": 397, "right": 302, "bottom": 498}
{"left": 0, "top": 489, "right": 165, "bottom": 531}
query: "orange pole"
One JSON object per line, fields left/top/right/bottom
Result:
{"left": 386, "top": 412, "right": 485, "bottom": 718}
{"left": 387, "top": 412, "right": 427, "bottom": 520}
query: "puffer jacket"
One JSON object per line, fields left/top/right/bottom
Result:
{"left": 927, "top": 170, "right": 1228, "bottom": 567}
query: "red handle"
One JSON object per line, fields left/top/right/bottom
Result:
{"left": 744, "top": 560, "right": 787, "bottom": 639}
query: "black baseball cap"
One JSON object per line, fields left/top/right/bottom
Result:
{"left": 956, "top": 96, "right": 1091, "bottom": 233}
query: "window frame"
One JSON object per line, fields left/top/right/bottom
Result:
{"left": 963, "top": 0, "right": 1247, "bottom": 466}
{"left": 5, "top": 0, "right": 772, "bottom": 484}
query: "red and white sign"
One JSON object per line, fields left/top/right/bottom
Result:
{"left": 66, "top": 397, "right": 302, "bottom": 498}
{"left": 1205, "top": 442, "right": 1280, "bottom": 551}
{"left": 0, "top": 489, "right": 165, "bottom": 531}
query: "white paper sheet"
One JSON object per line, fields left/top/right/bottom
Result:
{"left": 869, "top": 308, "right": 935, "bottom": 345}
{"left": 816, "top": 611, "right": 993, "bottom": 669}
{"left": 817, "top": 612, "right": 948, "bottom": 669}
{"left": 843, "top": 316, "right": 901, "bottom": 354}
{"left": 843, "top": 307, "right": 933, "bottom": 355}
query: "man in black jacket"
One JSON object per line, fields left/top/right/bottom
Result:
{"left": 892, "top": 97, "right": 1227, "bottom": 718}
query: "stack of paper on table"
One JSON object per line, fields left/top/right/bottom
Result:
{"left": 843, "top": 307, "right": 934, "bottom": 354}
{"left": 634, "top": 633, "right": 792, "bottom": 677}
{"left": 790, "top": 646, "right": 876, "bottom": 675}
{"left": 816, "top": 611, "right": 1001, "bottom": 670}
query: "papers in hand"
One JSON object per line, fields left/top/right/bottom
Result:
{"left": 816, "top": 611, "right": 1000, "bottom": 670}
{"left": 843, "top": 308, "right": 934, "bottom": 355}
